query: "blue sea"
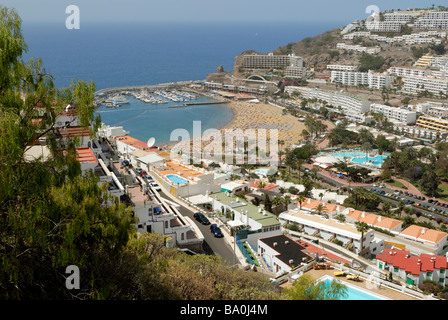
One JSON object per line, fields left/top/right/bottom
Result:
{"left": 22, "top": 21, "right": 344, "bottom": 145}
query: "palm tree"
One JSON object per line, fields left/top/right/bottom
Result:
{"left": 319, "top": 192, "right": 324, "bottom": 201}
{"left": 283, "top": 195, "right": 292, "bottom": 211}
{"left": 355, "top": 221, "right": 370, "bottom": 256}
{"left": 272, "top": 196, "right": 284, "bottom": 215}
{"left": 335, "top": 214, "right": 346, "bottom": 223}
{"left": 297, "top": 193, "right": 306, "bottom": 210}
{"left": 313, "top": 204, "right": 328, "bottom": 216}
{"left": 397, "top": 200, "right": 405, "bottom": 218}
{"left": 361, "top": 142, "right": 372, "bottom": 164}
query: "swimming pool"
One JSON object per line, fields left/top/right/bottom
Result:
{"left": 329, "top": 151, "right": 388, "bottom": 166}
{"left": 320, "top": 276, "right": 388, "bottom": 300}
{"left": 166, "top": 174, "right": 189, "bottom": 185}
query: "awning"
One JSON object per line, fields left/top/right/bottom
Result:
{"left": 186, "top": 194, "right": 212, "bottom": 205}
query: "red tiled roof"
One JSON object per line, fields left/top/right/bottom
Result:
{"left": 376, "top": 249, "right": 448, "bottom": 276}
{"left": 76, "top": 147, "right": 97, "bottom": 164}
{"left": 115, "top": 135, "right": 152, "bottom": 151}
{"left": 400, "top": 225, "right": 448, "bottom": 245}
{"left": 61, "top": 126, "right": 91, "bottom": 137}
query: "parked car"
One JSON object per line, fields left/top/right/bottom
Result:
{"left": 146, "top": 175, "right": 154, "bottom": 182}
{"left": 135, "top": 167, "right": 142, "bottom": 174}
{"left": 210, "top": 224, "right": 223, "bottom": 237}
{"left": 122, "top": 159, "right": 130, "bottom": 167}
{"left": 194, "top": 212, "right": 210, "bottom": 225}
{"left": 150, "top": 182, "right": 161, "bottom": 191}
{"left": 140, "top": 170, "right": 148, "bottom": 177}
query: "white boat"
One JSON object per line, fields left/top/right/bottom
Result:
{"left": 105, "top": 95, "right": 130, "bottom": 104}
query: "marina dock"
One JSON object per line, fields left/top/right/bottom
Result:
{"left": 183, "top": 101, "right": 227, "bottom": 106}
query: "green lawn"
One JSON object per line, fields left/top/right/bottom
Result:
{"left": 385, "top": 179, "right": 407, "bottom": 190}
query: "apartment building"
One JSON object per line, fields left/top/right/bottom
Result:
{"left": 365, "top": 21, "right": 404, "bottom": 32}
{"left": 370, "top": 103, "right": 417, "bottom": 124}
{"left": 394, "top": 124, "right": 447, "bottom": 141}
{"left": 336, "top": 43, "right": 381, "bottom": 54}
{"left": 416, "top": 101, "right": 448, "bottom": 117}
{"left": 414, "top": 54, "right": 434, "bottom": 68}
{"left": 403, "top": 75, "right": 448, "bottom": 96}
{"left": 285, "top": 66, "right": 307, "bottom": 79}
{"left": 376, "top": 249, "right": 448, "bottom": 287}
{"left": 286, "top": 86, "right": 371, "bottom": 120}
{"left": 242, "top": 53, "right": 303, "bottom": 70}
{"left": 327, "top": 64, "right": 358, "bottom": 72}
{"left": 417, "top": 116, "right": 448, "bottom": 133}
{"left": 414, "top": 11, "right": 448, "bottom": 30}
{"left": 388, "top": 66, "right": 431, "bottom": 78}
{"left": 330, "top": 70, "right": 394, "bottom": 90}
{"left": 383, "top": 11, "right": 421, "bottom": 23}
{"left": 278, "top": 207, "right": 382, "bottom": 256}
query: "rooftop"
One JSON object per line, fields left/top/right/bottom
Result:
{"left": 346, "top": 209, "right": 403, "bottom": 231}
{"left": 212, "top": 191, "right": 279, "bottom": 227}
{"left": 259, "top": 234, "right": 312, "bottom": 267}
{"left": 376, "top": 249, "right": 448, "bottom": 276}
{"left": 76, "top": 147, "right": 98, "bottom": 164}
{"left": 115, "top": 135, "right": 152, "bottom": 151}
{"left": 400, "top": 225, "right": 448, "bottom": 245}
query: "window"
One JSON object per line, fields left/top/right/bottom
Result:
{"left": 427, "top": 272, "right": 432, "bottom": 277}
{"left": 441, "top": 269, "right": 445, "bottom": 274}
{"left": 394, "top": 267, "right": 399, "bottom": 273}
{"left": 439, "top": 278, "right": 445, "bottom": 283}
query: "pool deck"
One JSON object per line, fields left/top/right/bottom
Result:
{"left": 281, "top": 268, "right": 420, "bottom": 300}
{"left": 157, "top": 160, "right": 203, "bottom": 183}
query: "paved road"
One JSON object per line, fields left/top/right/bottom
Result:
{"left": 313, "top": 169, "right": 448, "bottom": 222}
{"left": 156, "top": 190, "right": 237, "bottom": 265}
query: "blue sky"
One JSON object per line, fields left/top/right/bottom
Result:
{"left": 2, "top": 0, "right": 447, "bottom": 24}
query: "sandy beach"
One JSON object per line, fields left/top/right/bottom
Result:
{"left": 160, "top": 99, "right": 306, "bottom": 152}
{"left": 225, "top": 100, "right": 306, "bottom": 148}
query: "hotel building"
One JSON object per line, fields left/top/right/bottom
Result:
{"left": 402, "top": 75, "right": 448, "bottom": 96}
{"left": 369, "top": 103, "right": 417, "bottom": 124}
{"left": 242, "top": 53, "right": 303, "bottom": 70}
{"left": 286, "top": 86, "right": 371, "bottom": 121}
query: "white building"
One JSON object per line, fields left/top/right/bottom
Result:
{"left": 370, "top": 103, "right": 417, "bottom": 124}
{"left": 414, "top": 11, "right": 448, "bottom": 30}
{"left": 388, "top": 66, "right": 431, "bottom": 78}
{"left": 327, "top": 64, "right": 358, "bottom": 72}
{"left": 336, "top": 43, "right": 381, "bottom": 54}
{"left": 278, "top": 207, "right": 382, "bottom": 256}
{"left": 285, "top": 66, "right": 307, "bottom": 79}
{"left": 258, "top": 234, "right": 313, "bottom": 274}
{"left": 365, "top": 20, "right": 404, "bottom": 32}
{"left": 286, "top": 86, "right": 371, "bottom": 121}
{"left": 416, "top": 101, "right": 448, "bottom": 117}
{"left": 242, "top": 53, "right": 304, "bottom": 70}
{"left": 403, "top": 75, "right": 448, "bottom": 96}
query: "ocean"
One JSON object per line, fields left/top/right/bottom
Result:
{"left": 22, "top": 20, "right": 344, "bottom": 145}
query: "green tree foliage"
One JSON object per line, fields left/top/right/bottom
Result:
{"left": 0, "top": 6, "right": 135, "bottom": 299}
{"left": 283, "top": 273, "right": 347, "bottom": 300}
{"left": 359, "top": 54, "right": 385, "bottom": 72}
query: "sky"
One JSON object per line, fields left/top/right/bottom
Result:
{"left": 2, "top": 0, "right": 448, "bottom": 25}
